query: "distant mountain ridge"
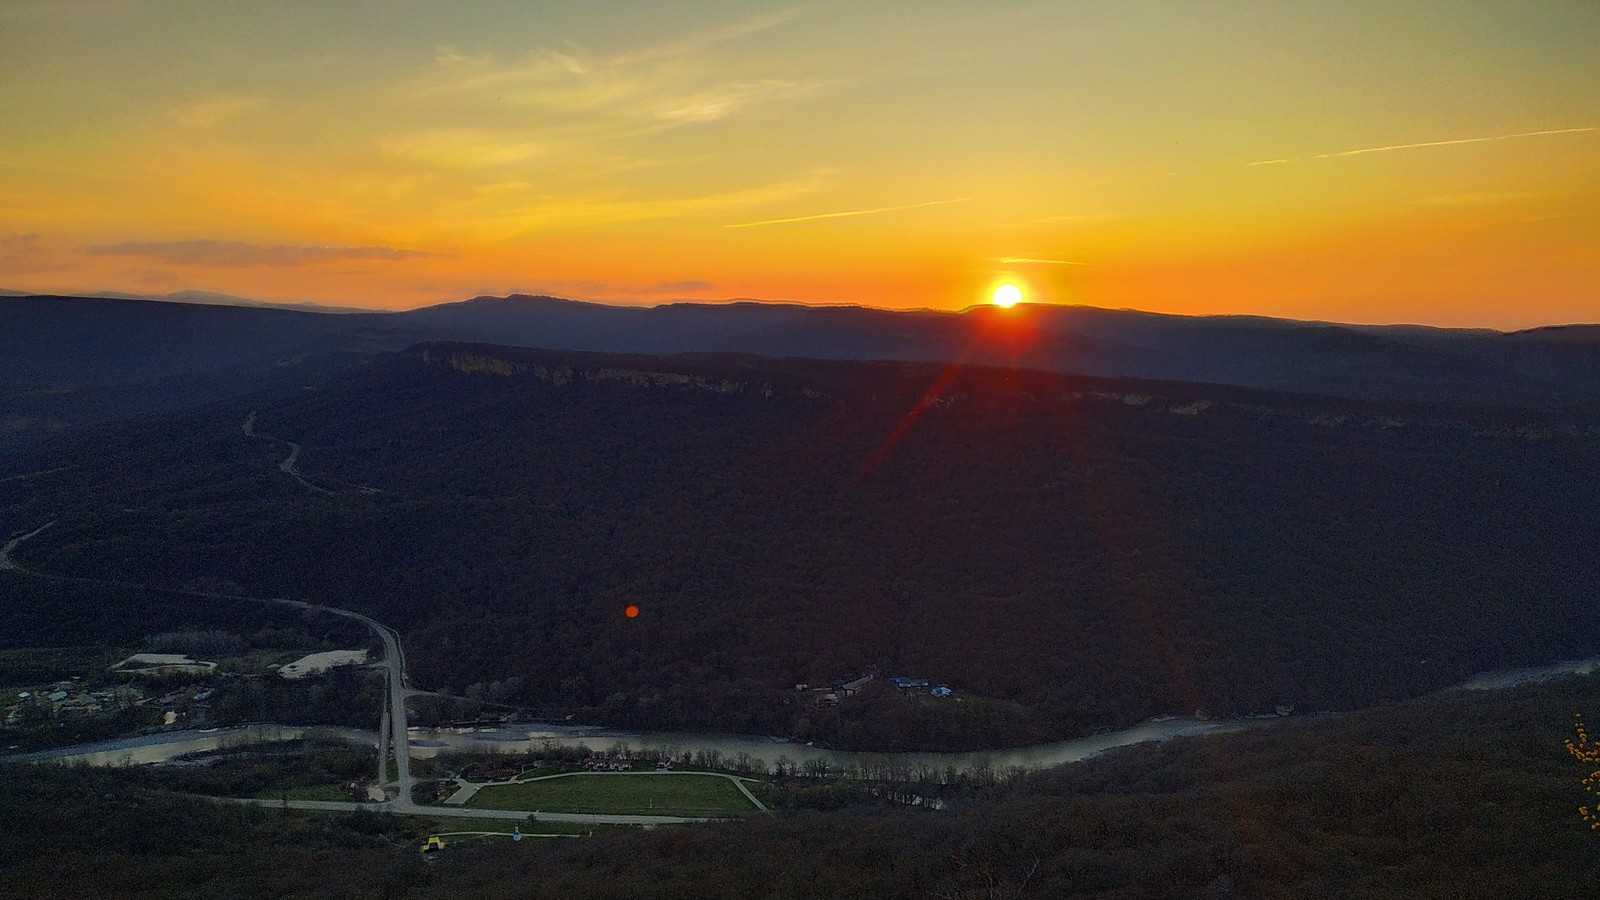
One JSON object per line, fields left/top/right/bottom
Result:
{"left": 394, "top": 293, "right": 1600, "bottom": 407}
{"left": 0, "top": 287, "right": 368, "bottom": 313}
{"left": 3, "top": 292, "right": 1598, "bottom": 447}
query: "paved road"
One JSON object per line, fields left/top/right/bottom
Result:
{"left": 450, "top": 769, "right": 769, "bottom": 813}
{"left": 265, "top": 597, "right": 418, "bottom": 810}
{"left": 431, "top": 830, "right": 579, "bottom": 840}
{"left": 5, "top": 515, "right": 753, "bottom": 827}
{"left": 242, "top": 411, "right": 332, "bottom": 494}
{"left": 0, "top": 466, "right": 74, "bottom": 485}
{"left": 211, "top": 795, "right": 718, "bottom": 826}
{"left": 0, "top": 520, "right": 55, "bottom": 572}
{"left": 7, "top": 520, "right": 420, "bottom": 816}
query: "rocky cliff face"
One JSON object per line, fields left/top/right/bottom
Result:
{"left": 420, "top": 347, "right": 781, "bottom": 398}
{"left": 418, "top": 345, "right": 1600, "bottom": 442}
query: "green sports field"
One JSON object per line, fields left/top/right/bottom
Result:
{"left": 465, "top": 773, "right": 759, "bottom": 816}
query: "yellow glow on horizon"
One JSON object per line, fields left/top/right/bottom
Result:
{"left": 991, "top": 284, "right": 1023, "bottom": 308}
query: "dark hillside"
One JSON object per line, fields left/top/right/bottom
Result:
{"left": 0, "top": 295, "right": 421, "bottom": 444}
{"left": 6, "top": 343, "right": 1598, "bottom": 749}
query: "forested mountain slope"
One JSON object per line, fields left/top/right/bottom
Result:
{"left": 6, "top": 343, "right": 1597, "bottom": 749}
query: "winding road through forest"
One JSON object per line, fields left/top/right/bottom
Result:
{"left": 0, "top": 520, "right": 55, "bottom": 571}
{"left": 3, "top": 516, "right": 721, "bottom": 826}
{"left": 242, "top": 411, "right": 332, "bottom": 494}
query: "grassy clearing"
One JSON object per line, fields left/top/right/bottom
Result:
{"left": 465, "top": 773, "right": 758, "bottom": 816}
{"left": 264, "top": 784, "right": 354, "bottom": 802}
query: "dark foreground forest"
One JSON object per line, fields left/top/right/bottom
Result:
{"left": 4, "top": 674, "right": 1599, "bottom": 899}
{"left": 4, "top": 343, "right": 1598, "bottom": 749}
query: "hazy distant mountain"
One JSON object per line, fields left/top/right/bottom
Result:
{"left": 5, "top": 292, "right": 1598, "bottom": 448}
{"left": 397, "top": 294, "right": 1137, "bottom": 377}
{"left": 0, "top": 295, "right": 422, "bottom": 444}
{"left": 399, "top": 294, "right": 1600, "bottom": 407}
{"left": 82, "top": 288, "right": 372, "bottom": 314}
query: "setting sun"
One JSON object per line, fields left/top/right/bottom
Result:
{"left": 992, "top": 284, "right": 1023, "bottom": 309}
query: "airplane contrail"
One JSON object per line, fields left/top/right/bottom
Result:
{"left": 726, "top": 197, "right": 971, "bottom": 228}
{"left": 1329, "top": 126, "right": 1595, "bottom": 157}
{"left": 1250, "top": 126, "right": 1595, "bottom": 166}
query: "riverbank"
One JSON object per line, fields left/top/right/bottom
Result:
{"left": 17, "top": 654, "right": 1600, "bottom": 776}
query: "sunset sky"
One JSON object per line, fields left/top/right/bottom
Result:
{"left": 2, "top": 1, "right": 1597, "bottom": 327}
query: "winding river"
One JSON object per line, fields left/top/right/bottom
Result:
{"left": 18, "top": 655, "right": 1599, "bottom": 775}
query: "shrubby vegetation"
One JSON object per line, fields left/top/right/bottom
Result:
{"left": 5, "top": 675, "right": 1600, "bottom": 898}
{"left": 145, "top": 739, "right": 378, "bottom": 799}
{"left": 204, "top": 667, "right": 384, "bottom": 731}
{"left": 0, "top": 575, "right": 371, "bottom": 656}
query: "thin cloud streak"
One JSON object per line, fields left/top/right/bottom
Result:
{"left": 998, "top": 256, "right": 1088, "bottom": 266}
{"left": 726, "top": 197, "right": 971, "bottom": 229}
{"left": 1251, "top": 127, "right": 1596, "bottom": 166}
{"left": 90, "top": 240, "right": 443, "bottom": 267}
{"left": 1329, "top": 126, "right": 1595, "bottom": 157}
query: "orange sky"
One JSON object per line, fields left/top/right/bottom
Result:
{"left": 2, "top": 1, "right": 1597, "bottom": 327}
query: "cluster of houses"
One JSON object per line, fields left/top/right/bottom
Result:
{"left": 145, "top": 685, "right": 217, "bottom": 726}
{"left": 794, "top": 673, "right": 876, "bottom": 706}
{"left": 2, "top": 675, "right": 231, "bottom": 734}
{"left": 888, "top": 678, "right": 954, "bottom": 698}
{"left": 582, "top": 756, "right": 675, "bottom": 771}
{"left": 4, "top": 680, "right": 144, "bottom": 726}
{"left": 793, "top": 672, "right": 956, "bottom": 706}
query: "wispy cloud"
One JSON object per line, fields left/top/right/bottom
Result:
{"left": 645, "top": 280, "right": 715, "bottom": 293}
{"left": 1415, "top": 192, "right": 1542, "bottom": 207}
{"left": 578, "top": 6, "right": 812, "bottom": 72}
{"left": 0, "top": 233, "right": 41, "bottom": 266}
{"left": 168, "top": 94, "right": 263, "bottom": 130}
{"left": 726, "top": 197, "right": 971, "bottom": 229}
{"left": 1250, "top": 127, "right": 1596, "bottom": 166}
{"left": 997, "top": 256, "right": 1088, "bottom": 266}
{"left": 413, "top": 8, "right": 815, "bottom": 125}
{"left": 654, "top": 79, "right": 815, "bottom": 124}
{"left": 451, "top": 176, "right": 822, "bottom": 236}
{"left": 90, "top": 240, "right": 442, "bottom": 267}
{"left": 382, "top": 129, "right": 548, "bottom": 168}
